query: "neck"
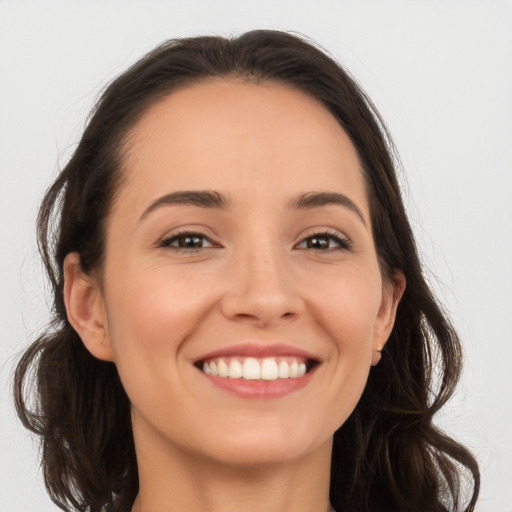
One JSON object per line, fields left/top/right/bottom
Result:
{"left": 131, "top": 423, "right": 334, "bottom": 512}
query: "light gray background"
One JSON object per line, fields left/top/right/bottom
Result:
{"left": 1, "top": 1, "right": 511, "bottom": 510}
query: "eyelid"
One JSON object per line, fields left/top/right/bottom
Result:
{"left": 294, "top": 228, "right": 352, "bottom": 251}
{"left": 156, "top": 226, "right": 352, "bottom": 252}
{"left": 158, "top": 229, "right": 221, "bottom": 250}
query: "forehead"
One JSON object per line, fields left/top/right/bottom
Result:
{"left": 116, "top": 79, "right": 367, "bottom": 215}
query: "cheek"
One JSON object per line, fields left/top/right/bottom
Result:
{"left": 101, "top": 265, "right": 219, "bottom": 431}
{"left": 307, "top": 266, "right": 383, "bottom": 352}
{"left": 305, "top": 268, "right": 383, "bottom": 422}
{"left": 103, "top": 264, "right": 216, "bottom": 371}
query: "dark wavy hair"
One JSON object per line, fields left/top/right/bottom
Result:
{"left": 14, "top": 30, "right": 479, "bottom": 512}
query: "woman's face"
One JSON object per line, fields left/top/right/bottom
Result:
{"left": 74, "top": 79, "right": 402, "bottom": 468}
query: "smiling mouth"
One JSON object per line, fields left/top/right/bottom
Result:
{"left": 195, "top": 356, "right": 319, "bottom": 381}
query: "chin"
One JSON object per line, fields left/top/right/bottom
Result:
{"left": 193, "top": 418, "right": 334, "bottom": 469}
{"left": 204, "top": 441, "right": 320, "bottom": 469}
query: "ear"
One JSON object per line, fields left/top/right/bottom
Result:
{"left": 63, "top": 252, "right": 114, "bottom": 362}
{"left": 371, "top": 271, "right": 406, "bottom": 366}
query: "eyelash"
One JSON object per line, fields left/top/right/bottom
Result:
{"left": 159, "top": 230, "right": 352, "bottom": 252}
{"left": 295, "top": 230, "right": 352, "bottom": 251}
{"left": 159, "top": 231, "right": 219, "bottom": 251}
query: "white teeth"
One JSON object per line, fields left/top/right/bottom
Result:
{"left": 278, "top": 360, "right": 290, "bottom": 378}
{"left": 242, "top": 358, "right": 261, "bottom": 380}
{"left": 200, "top": 357, "right": 311, "bottom": 380}
{"left": 261, "top": 358, "right": 278, "bottom": 380}
{"left": 217, "top": 359, "right": 229, "bottom": 377}
{"left": 228, "top": 360, "right": 243, "bottom": 378}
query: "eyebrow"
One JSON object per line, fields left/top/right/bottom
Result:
{"left": 139, "top": 189, "right": 366, "bottom": 226}
{"left": 139, "top": 190, "right": 230, "bottom": 221}
{"left": 289, "top": 191, "right": 367, "bottom": 226}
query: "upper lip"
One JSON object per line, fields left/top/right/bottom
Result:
{"left": 194, "top": 343, "right": 320, "bottom": 364}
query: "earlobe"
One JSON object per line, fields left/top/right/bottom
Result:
{"left": 371, "top": 345, "right": 384, "bottom": 366}
{"left": 63, "top": 253, "right": 114, "bottom": 362}
{"left": 371, "top": 271, "right": 406, "bottom": 366}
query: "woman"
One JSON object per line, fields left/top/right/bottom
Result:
{"left": 14, "top": 30, "right": 480, "bottom": 512}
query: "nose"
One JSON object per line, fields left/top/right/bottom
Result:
{"left": 220, "top": 244, "right": 304, "bottom": 328}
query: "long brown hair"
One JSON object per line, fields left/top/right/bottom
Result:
{"left": 14, "top": 30, "right": 479, "bottom": 512}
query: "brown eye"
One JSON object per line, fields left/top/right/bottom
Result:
{"left": 160, "top": 232, "right": 216, "bottom": 250}
{"left": 305, "top": 236, "right": 330, "bottom": 250}
{"left": 177, "top": 235, "right": 204, "bottom": 248}
{"left": 296, "top": 232, "right": 352, "bottom": 251}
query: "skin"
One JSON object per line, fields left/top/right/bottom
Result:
{"left": 64, "top": 79, "right": 405, "bottom": 512}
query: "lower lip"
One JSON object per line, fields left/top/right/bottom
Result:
{"left": 198, "top": 368, "right": 315, "bottom": 398}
